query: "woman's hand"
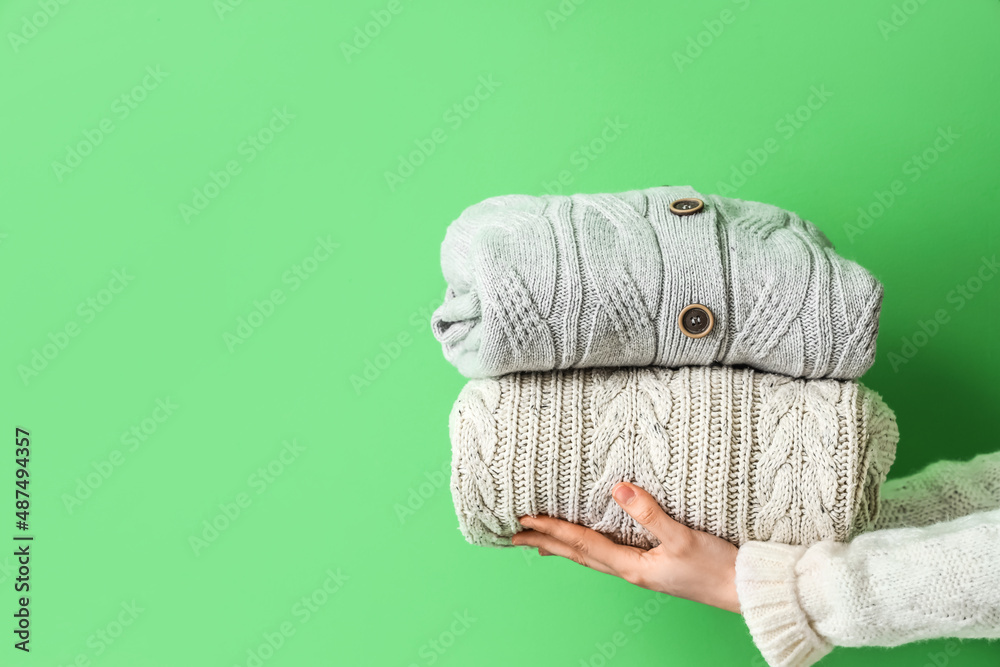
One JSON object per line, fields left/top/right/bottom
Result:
{"left": 510, "top": 482, "right": 741, "bottom": 614}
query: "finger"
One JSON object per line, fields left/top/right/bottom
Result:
{"left": 512, "top": 529, "right": 618, "bottom": 576}
{"left": 517, "top": 515, "right": 644, "bottom": 575}
{"left": 538, "top": 547, "right": 551, "bottom": 556}
{"left": 612, "top": 482, "right": 689, "bottom": 548}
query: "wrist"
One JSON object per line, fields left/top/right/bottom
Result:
{"left": 714, "top": 560, "right": 741, "bottom": 613}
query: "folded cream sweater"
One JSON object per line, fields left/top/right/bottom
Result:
{"left": 449, "top": 366, "right": 898, "bottom": 549}
{"left": 431, "top": 186, "right": 883, "bottom": 380}
{"left": 736, "top": 450, "right": 1000, "bottom": 666}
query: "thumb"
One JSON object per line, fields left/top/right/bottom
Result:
{"left": 612, "top": 482, "right": 686, "bottom": 546}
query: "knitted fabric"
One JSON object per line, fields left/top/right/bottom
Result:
{"left": 736, "top": 450, "right": 1000, "bottom": 667}
{"left": 449, "top": 365, "right": 898, "bottom": 549}
{"left": 431, "top": 185, "right": 883, "bottom": 380}
{"left": 873, "top": 450, "right": 1000, "bottom": 530}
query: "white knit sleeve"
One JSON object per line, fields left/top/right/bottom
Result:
{"left": 874, "top": 451, "right": 1000, "bottom": 529}
{"left": 735, "top": 507, "right": 1000, "bottom": 667}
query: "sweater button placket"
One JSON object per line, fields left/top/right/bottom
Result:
{"left": 671, "top": 198, "right": 713, "bottom": 340}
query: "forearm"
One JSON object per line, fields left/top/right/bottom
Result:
{"left": 735, "top": 507, "right": 1000, "bottom": 667}
{"left": 875, "top": 451, "right": 1000, "bottom": 529}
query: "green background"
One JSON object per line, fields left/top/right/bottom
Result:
{"left": 3, "top": 0, "right": 999, "bottom": 665}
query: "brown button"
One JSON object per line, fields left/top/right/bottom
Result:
{"left": 678, "top": 304, "right": 714, "bottom": 338}
{"left": 669, "top": 198, "right": 704, "bottom": 216}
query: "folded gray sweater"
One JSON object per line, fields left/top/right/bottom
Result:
{"left": 432, "top": 186, "right": 883, "bottom": 380}
{"left": 449, "top": 366, "right": 898, "bottom": 549}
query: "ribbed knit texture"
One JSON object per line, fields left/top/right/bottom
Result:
{"left": 431, "top": 185, "right": 883, "bottom": 380}
{"left": 449, "top": 366, "right": 898, "bottom": 549}
{"left": 736, "top": 450, "right": 1000, "bottom": 667}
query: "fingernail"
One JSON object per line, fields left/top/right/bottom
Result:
{"left": 613, "top": 483, "right": 635, "bottom": 506}
{"left": 538, "top": 548, "right": 550, "bottom": 556}
{"left": 519, "top": 516, "right": 533, "bottom": 527}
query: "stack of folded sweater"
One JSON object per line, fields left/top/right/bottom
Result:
{"left": 431, "top": 185, "right": 899, "bottom": 550}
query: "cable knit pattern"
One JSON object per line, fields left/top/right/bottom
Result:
{"left": 736, "top": 451, "right": 1000, "bottom": 667}
{"left": 431, "top": 186, "right": 883, "bottom": 380}
{"left": 448, "top": 366, "right": 898, "bottom": 549}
